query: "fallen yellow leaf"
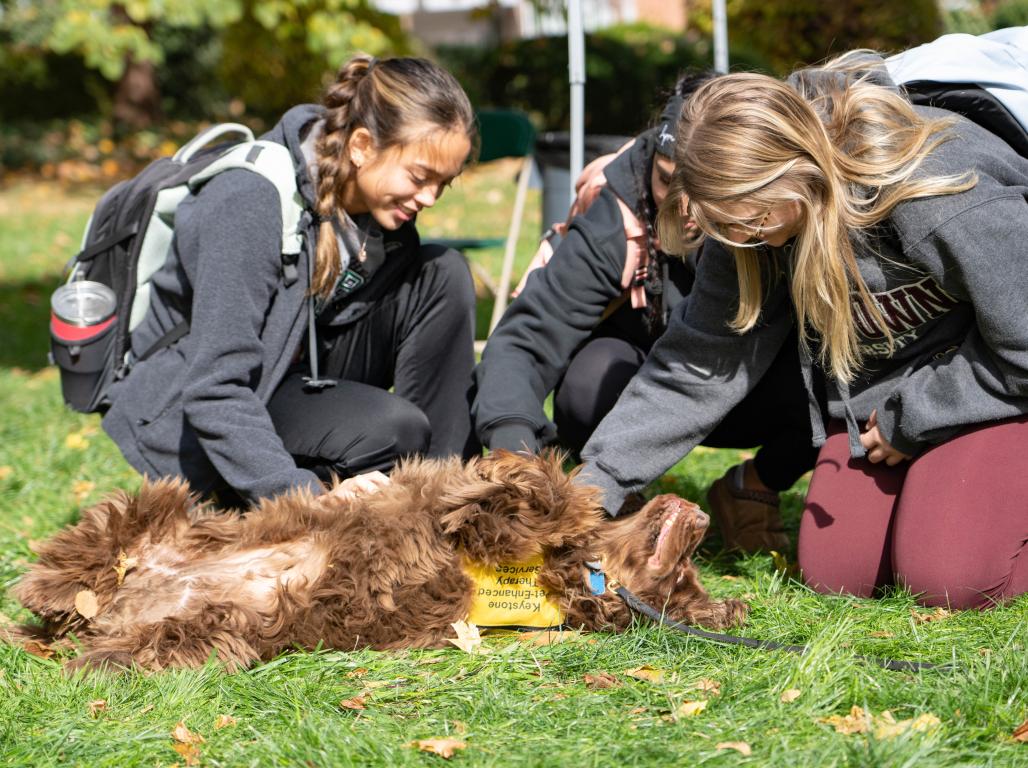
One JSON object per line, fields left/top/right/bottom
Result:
{"left": 173, "top": 742, "right": 201, "bottom": 766}
{"left": 74, "top": 589, "right": 99, "bottom": 619}
{"left": 720, "top": 575, "right": 739, "bottom": 581}
{"left": 214, "top": 714, "right": 237, "bottom": 729}
{"left": 716, "top": 741, "right": 752, "bottom": 756}
{"left": 113, "top": 549, "right": 138, "bottom": 586}
{"left": 64, "top": 431, "right": 90, "bottom": 451}
{"left": 821, "top": 705, "right": 871, "bottom": 734}
{"left": 625, "top": 664, "right": 665, "bottom": 684}
{"left": 0, "top": 466, "right": 12, "bottom": 481}
{"left": 171, "top": 721, "right": 205, "bottom": 744}
{"left": 448, "top": 620, "right": 487, "bottom": 654}
{"left": 346, "top": 667, "right": 370, "bottom": 678}
{"left": 72, "top": 480, "right": 95, "bottom": 504}
{"left": 1013, "top": 718, "right": 1028, "bottom": 743}
{"left": 411, "top": 738, "right": 467, "bottom": 758}
{"left": 675, "top": 700, "right": 708, "bottom": 718}
{"left": 868, "top": 630, "right": 894, "bottom": 638}
{"left": 780, "top": 688, "right": 802, "bottom": 703}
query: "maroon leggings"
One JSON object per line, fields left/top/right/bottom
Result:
{"left": 799, "top": 416, "right": 1028, "bottom": 609}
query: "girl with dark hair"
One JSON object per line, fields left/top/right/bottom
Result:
{"left": 472, "top": 74, "right": 819, "bottom": 553}
{"left": 102, "top": 55, "right": 479, "bottom": 506}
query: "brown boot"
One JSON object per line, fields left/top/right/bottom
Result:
{"left": 706, "top": 464, "right": 790, "bottom": 554}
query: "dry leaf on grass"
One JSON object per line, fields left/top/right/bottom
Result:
{"left": 583, "top": 672, "right": 620, "bottom": 689}
{"left": 780, "top": 688, "right": 802, "bottom": 703}
{"left": 868, "top": 631, "right": 894, "bottom": 638}
{"left": 340, "top": 695, "right": 368, "bottom": 711}
{"left": 410, "top": 738, "right": 467, "bottom": 758}
{"left": 64, "top": 431, "right": 90, "bottom": 451}
{"left": 674, "top": 700, "right": 708, "bottom": 719}
{"left": 716, "top": 741, "right": 752, "bottom": 756}
{"left": 720, "top": 575, "right": 740, "bottom": 582}
{"left": 171, "top": 721, "right": 205, "bottom": 744}
{"left": 74, "top": 590, "right": 99, "bottom": 619}
{"left": 87, "top": 699, "right": 107, "bottom": 717}
{"left": 1013, "top": 718, "right": 1028, "bottom": 743}
{"left": 821, "top": 705, "right": 871, "bottom": 735}
{"left": 624, "top": 665, "right": 665, "bottom": 684}
{"left": 911, "top": 607, "right": 953, "bottom": 624}
{"left": 173, "top": 742, "right": 201, "bottom": 766}
{"left": 21, "top": 640, "right": 55, "bottom": 659}
{"left": 214, "top": 714, "right": 237, "bottom": 729}
{"left": 692, "top": 678, "right": 721, "bottom": 696}
{"left": 820, "top": 706, "right": 941, "bottom": 739}
{"left": 448, "top": 620, "right": 487, "bottom": 654}
{"left": 346, "top": 667, "right": 370, "bottom": 678}
{"left": 72, "top": 480, "right": 95, "bottom": 503}
{"left": 113, "top": 550, "right": 138, "bottom": 586}
{"left": 0, "top": 466, "right": 13, "bottom": 481}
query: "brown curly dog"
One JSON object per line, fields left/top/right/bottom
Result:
{"left": 14, "top": 451, "right": 746, "bottom": 672}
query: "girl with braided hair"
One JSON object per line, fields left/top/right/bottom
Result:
{"left": 579, "top": 52, "right": 1028, "bottom": 608}
{"left": 102, "top": 55, "right": 478, "bottom": 506}
{"left": 473, "top": 73, "right": 819, "bottom": 553}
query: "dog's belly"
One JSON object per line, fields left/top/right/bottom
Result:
{"left": 102, "top": 539, "right": 330, "bottom": 627}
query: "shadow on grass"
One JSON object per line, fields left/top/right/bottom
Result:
{"left": 0, "top": 276, "right": 58, "bottom": 371}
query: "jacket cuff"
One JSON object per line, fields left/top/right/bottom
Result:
{"left": 575, "top": 461, "right": 634, "bottom": 517}
{"left": 484, "top": 421, "right": 541, "bottom": 453}
{"left": 875, "top": 401, "right": 924, "bottom": 458}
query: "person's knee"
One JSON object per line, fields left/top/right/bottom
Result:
{"left": 419, "top": 245, "right": 475, "bottom": 313}
{"left": 894, "top": 547, "right": 1005, "bottom": 610}
{"left": 381, "top": 399, "right": 432, "bottom": 458}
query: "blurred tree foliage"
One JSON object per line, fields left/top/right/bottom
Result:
{"left": 687, "top": 0, "right": 942, "bottom": 75}
{"left": 0, "top": 0, "right": 405, "bottom": 129}
{"left": 438, "top": 23, "right": 767, "bottom": 134}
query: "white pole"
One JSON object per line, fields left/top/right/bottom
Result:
{"left": 712, "top": 0, "right": 728, "bottom": 74}
{"left": 567, "top": 0, "right": 586, "bottom": 203}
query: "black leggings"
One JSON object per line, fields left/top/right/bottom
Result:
{"left": 553, "top": 331, "right": 819, "bottom": 492}
{"left": 266, "top": 245, "right": 478, "bottom": 482}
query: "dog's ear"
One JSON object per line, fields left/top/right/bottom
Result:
{"left": 437, "top": 451, "right": 604, "bottom": 562}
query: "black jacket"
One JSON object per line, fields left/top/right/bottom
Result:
{"left": 472, "top": 129, "right": 697, "bottom": 452}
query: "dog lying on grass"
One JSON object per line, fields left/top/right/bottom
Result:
{"left": 14, "top": 451, "right": 746, "bottom": 671}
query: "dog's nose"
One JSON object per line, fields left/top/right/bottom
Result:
{"left": 694, "top": 510, "right": 710, "bottom": 527}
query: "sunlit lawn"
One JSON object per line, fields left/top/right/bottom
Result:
{"left": 0, "top": 171, "right": 1026, "bottom": 767}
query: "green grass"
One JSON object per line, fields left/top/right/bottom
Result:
{"left": 1, "top": 176, "right": 1027, "bottom": 767}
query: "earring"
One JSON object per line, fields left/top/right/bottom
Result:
{"left": 754, "top": 209, "right": 772, "bottom": 241}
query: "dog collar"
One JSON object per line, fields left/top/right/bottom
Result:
{"left": 585, "top": 560, "right": 607, "bottom": 596}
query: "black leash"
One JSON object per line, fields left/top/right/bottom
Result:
{"left": 613, "top": 583, "right": 953, "bottom": 673}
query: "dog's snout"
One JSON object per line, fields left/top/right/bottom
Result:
{"left": 694, "top": 510, "right": 710, "bottom": 528}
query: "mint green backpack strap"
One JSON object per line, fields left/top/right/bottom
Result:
{"left": 187, "top": 140, "right": 305, "bottom": 256}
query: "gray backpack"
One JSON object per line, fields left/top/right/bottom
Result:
{"left": 50, "top": 124, "right": 305, "bottom": 413}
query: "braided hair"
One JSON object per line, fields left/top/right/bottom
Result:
{"left": 310, "top": 55, "right": 475, "bottom": 297}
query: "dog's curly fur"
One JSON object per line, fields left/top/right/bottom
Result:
{"left": 14, "top": 451, "right": 746, "bottom": 672}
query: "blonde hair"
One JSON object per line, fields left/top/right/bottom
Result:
{"left": 311, "top": 55, "right": 475, "bottom": 297}
{"left": 657, "top": 52, "right": 976, "bottom": 380}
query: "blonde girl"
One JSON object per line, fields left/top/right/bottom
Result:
{"left": 579, "top": 53, "right": 1028, "bottom": 609}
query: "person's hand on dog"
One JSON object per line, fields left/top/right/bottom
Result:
{"left": 325, "top": 471, "right": 392, "bottom": 503}
{"left": 860, "top": 409, "right": 911, "bottom": 465}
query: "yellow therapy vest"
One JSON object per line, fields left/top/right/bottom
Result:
{"left": 462, "top": 553, "right": 564, "bottom": 629}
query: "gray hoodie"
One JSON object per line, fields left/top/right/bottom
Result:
{"left": 102, "top": 105, "right": 420, "bottom": 502}
{"left": 579, "top": 107, "right": 1028, "bottom": 514}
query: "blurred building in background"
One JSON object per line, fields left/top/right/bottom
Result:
{"left": 373, "top": 0, "right": 685, "bottom": 46}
